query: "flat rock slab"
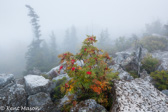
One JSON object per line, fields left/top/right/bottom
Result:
{"left": 111, "top": 78, "right": 168, "bottom": 112}
{"left": 24, "top": 75, "right": 50, "bottom": 95}
{"left": 0, "top": 74, "right": 14, "bottom": 89}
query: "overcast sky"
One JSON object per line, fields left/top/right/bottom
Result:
{"left": 0, "top": 0, "right": 168, "bottom": 76}
{"left": 1, "top": 0, "right": 168, "bottom": 42}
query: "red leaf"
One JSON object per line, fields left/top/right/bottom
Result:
{"left": 59, "top": 65, "right": 63, "bottom": 70}
{"left": 86, "top": 71, "right": 91, "bottom": 75}
{"left": 71, "top": 59, "right": 75, "bottom": 64}
{"left": 72, "top": 67, "right": 75, "bottom": 71}
{"left": 65, "top": 83, "right": 68, "bottom": 88}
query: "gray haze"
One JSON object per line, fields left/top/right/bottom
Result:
{"left": 0, "top": 0, "right": 168, "bottom": 77}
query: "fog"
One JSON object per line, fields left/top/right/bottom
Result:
{"left": 0, "top": 0, "right": 168, "bottom": 78}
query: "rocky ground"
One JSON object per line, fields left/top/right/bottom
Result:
{"left": 0, "top": 48, "right": 168, "bottom": 112}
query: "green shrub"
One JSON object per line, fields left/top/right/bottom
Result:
{"left": 58, "top": 35, "right": 118, "bottom": 110}
{"left": 41, "top": 74, "right": 50, "bottom": 79}
{"left": 128, "top": 71, "right": 138, "bottom": 78}
{"left": 125, "top": 64, "right": 139, "bottom": 78}
{"left": 53, "top": 77, "right": 67, "bottom": 100}
{"left": 141, "top": 54, "right": 160, "bottom": 74}
{"left": 140, "top": 36, "right": 168, "bottom": 52}
{"left": 150, "top": 70, "right": 168, "bottom": 90}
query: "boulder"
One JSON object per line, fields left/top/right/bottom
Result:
{"left": 152, "top": 50, "right": 168, "bottom": 71}
{"left": 110, "top": 64, "right": 133, "bottom": 81}
{"left": 52, "top": 73, "right": 70, "bottom": 82}
{"left": 52, "top": 73, "right": 70, "bottom": 88}
{"left": 71, "top": 99, "right": 107, "bottom": 112}
{"left": 52, "top": 93, "right": 77, "bottom": 112}
{"left": 158, "top": 58, "right": 168, "bottom": 71}
{"left": 24, "top": 75, "right": 51, "bottom": 95}
{"left": 0, "top": 74, "right": 15, "bottom": 89}
{"left": 114, "top": 51, "right": 132, "bottom": 65}
{"left": 28, "top": 92, "right": 54, "bottom": 112}
{"left": 111, "top": 78, "right": 168, "bottom": 112}
{"left": 46, "top": 64, "right": 66, "bottom": 79}
{"left": 0, "top": 83, "right": 27, "bottom": 108}
{"left": 120, "top": 55, "right": 134, "bottom": 67}
{"left": 140, "top": 70, "right": 152, "bottom": 83}
{"left": 118, "top": 70, "right": 133, "bottom": 81}
{"left": 47, "top": 60, "right": 84, "bottom": 79}
{"left": 0, "top": 74, "right": 27, "bottom": 109}
{"left": 114, "top": 48, "right": 148, "bottom": 65}
{"left": 114, "top": 48, "right": 148, "bottom": 73}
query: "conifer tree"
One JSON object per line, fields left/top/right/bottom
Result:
{"left": 63, "top": 26, "right": 77, "bottom": 54}
{"left": 25, "top": 5, "right": 43, "bottom": 74}
{"left": 97, "top": 28, "right": 111, "bottom": 51}
{"left": 49, "top": 31, "right": 58, "bottom": 66}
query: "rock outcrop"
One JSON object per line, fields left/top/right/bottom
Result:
{"left": 152, "top": 50, "right": 168, "bottom": 71}
{"left": 1, "top": 57, "right": 168, "bottom": 112}
{"left": 28, "top": 92, "right": 54, "bottom": 112}
{"left": 24, "top": 75, "right": 51, "bottom": 95}
{"left": 162, "top": 90, "right": 168, "bottom": 96}
{"left": 110, "top": 64, "right": 133, "bottom": 81}
{"left": 46, "top": 65, "right": 66, "bottom": 79}
{"left": 0, "top": 74, "right": 27, "bottom": 111}
{"left": 111, "top": 78, "right": 168, "bottom": 112}
{"left": 71, "top": 99, "right": 107, "bottom": 112}
{"left": 114, "top": 48, "right": 148, "bottom": 67}
{"left": 0, "top": 74, "right": 15, "bottom": 89}
{"left": 140, "top": 70, "right": 152, "bottom": 83}
{"left": 47, "top": 61, "right": 84, "bottom": 79}
{"left": 51, "top": 73, "right": 70, "bottom": 89}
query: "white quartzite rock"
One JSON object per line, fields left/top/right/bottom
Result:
{"left": 152, "top": 50, "right": 168, "bottom": 71}
{"left": 140, "top": 70, "right": 152, "bottom": 83}
{"left": 28, "top": 92, "right": 54, "bottom": 112}
{"left": 71, "top": 99, "right": 107, "bottom": 112}
{"left": 0, "top": 74, "right": 27, "bottom": 109}
{"left": 46, "top": 65, "right": 65, "bottom": 79}
{"left": 24, "top": 75, "right": 50, "bottom": 95}
{"left": 110, "top": 64, "right": 133, "bottom": 81}
{"left": 111, "top": 78, "right": 168, "bottom": 112}
{"left": 0, "top": 74, "right": 14, "bottom": 89}
{"left": 47, "top": 60, "right": 84, "bottom": 79}
{"left": 52, "top": 73, "right": 70, "bottom": 88}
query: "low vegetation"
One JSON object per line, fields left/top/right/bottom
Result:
{"left": 141, "top": 54, "right": 160, "bottom": 74}
{"left": 53, "top": 77, "right": 67, "bottom": 100}
{"left": 150, "top": 70, "right": 168, "bottom": 90}
{"left": 57, "top": 35, "right": 118, "bottom": 111}
{"left": 140, "top": 36, "right": 168, "bottom": 52}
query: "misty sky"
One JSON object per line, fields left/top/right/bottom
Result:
{"left": 0, "top": 0, "right": 168, "bottom": 76}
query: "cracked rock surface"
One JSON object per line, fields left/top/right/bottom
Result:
{"left": 111, "top": 78, "right": 168, "bottom": 112}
